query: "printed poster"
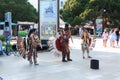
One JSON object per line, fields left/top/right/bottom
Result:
{"left": 39, "top": 0, "right": 58, "bottom": 39}
{"left": 96, "top": 19, "right": 103, "bottom": 33}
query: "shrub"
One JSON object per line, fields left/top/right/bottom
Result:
{"left": 0, "top": 35, "right": 5, "bottom": 42}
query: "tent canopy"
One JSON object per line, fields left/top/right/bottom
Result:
{"left": 17, "top": 21, "right": 34, "bottom": 25}
{"left": 59, "top": 18, "right": 65, "bottom": 28}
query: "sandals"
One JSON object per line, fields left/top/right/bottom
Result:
{"left": 83, "top": 56, "right": 92, "bottom": 59}
{"left": 88, "top": 56, "right": 92, "bottom": 58}
{"left": 83, "top": 56, "right": 85, "bottom": 59}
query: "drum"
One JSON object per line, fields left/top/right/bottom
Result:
{"left": 55, "top": 38, "right": 62, "bottom": 52}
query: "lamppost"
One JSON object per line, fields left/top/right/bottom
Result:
{"left": 102, "top": 9, "right": 106, "bottom": 32}
{"left": 92, "top": 18, "right": 96, "bottom": 38}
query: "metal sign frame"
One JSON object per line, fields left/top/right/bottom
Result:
{"left": 4, "top": 12, "right": 12, "bottom": 39}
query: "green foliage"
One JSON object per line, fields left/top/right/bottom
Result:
{"left": 0, "top": 35, "right": 5, "bottom": 42}
{"left": 61, "top": 0, "right": 89, "bottom": 25}
{"left": 0, "top": 0, "right": 37, "bottom": 22}
{"left": 71, "top": 16, "right": 81, "bottom": 26}
{"left": 3, "top": 44, "right": 12, "bottom": 51}
{"left": 7, "top": 44, "right": 12, "bottom": 51}
{"left": 61, "top": 0, "right": 120, "bottom": 27}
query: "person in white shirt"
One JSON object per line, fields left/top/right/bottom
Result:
{"left": 109, "top": 28, "right": 116, "bottom": 47}
{"left": 102, "top": 29, "right": 109, "bottom": 47}
{"left": 0, "top": 40, "right": 2, "bottom": 54}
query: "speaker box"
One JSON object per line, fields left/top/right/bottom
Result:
{"left": 90, "top": 59, "right": 99, "bottom": 69}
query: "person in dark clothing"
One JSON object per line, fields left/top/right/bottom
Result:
{"left": 115, "top": 28, "right": 120, "bottom": 46}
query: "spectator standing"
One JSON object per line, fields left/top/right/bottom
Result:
{"left": 109, "top": 28, "right": 116, "bottom": 47}
{"left": 115, "top": 28, "right": 120, "bottom": 47}
{"left": 0, "top": 40, "right": 3, "bottom": 55}
{"left": 102, "top": 29, "right": 109, "bottom": 47}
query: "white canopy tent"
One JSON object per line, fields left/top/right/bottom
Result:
{"left": 59, "top": 18, "right": 65, "bottom": 28}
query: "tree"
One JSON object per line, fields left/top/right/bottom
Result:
{"left": 0, "top": 0, "right": 37, "bottom": 23}
{"left": 61, "top": 0, "right": 120, "bottom": 27}
{"left": 60, "top": 0, "right": 89, "bottom": 26}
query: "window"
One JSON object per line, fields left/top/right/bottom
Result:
{"left": 61, "top": 1, "right": 63, "bottom": 7}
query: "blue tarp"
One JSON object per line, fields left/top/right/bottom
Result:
{"left": 0, "top": 22, "right": 18, "bottom": 26}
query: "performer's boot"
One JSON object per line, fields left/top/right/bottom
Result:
{"left": 34, "top": 50, "right": 39, "bottom": 65}
{"left": 62, "top": 53, "right": 67, "bottom": 62}
{"left": 34, "top": 62, "right": 39, "bottom": 65}
{"left": 29, "top": 58, "right": 33, "bottom": 64}
{"left": 34, "top": 57, "right": 39, "bottom": 65}
{"left": 67, "top": 53, "right": 72, "bottom": 61}
{"left": 28, "top": 53, "right": 33, "bottom": 64}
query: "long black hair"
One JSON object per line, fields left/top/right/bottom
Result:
{"left": 64, "top": 23, "right": 69, "bottom": 31}
{"left": 27, "top": 29, "right": 36, "bottom": 49}
{"left": 28, "top": 28, "right": 36, "bottom": 38}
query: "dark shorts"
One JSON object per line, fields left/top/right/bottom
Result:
{"left": 116, "top": 36, "right": 119, "bottom": 41}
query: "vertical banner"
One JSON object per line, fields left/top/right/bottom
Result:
{"left": 38, "top": 0, "right": 58, "bottom": 40}
{"left": 96, "top": 19, "right": 103, "bottom": 33}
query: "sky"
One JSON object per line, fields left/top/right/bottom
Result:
{"left": 28, "top": 0, "right": 38, "bottom": 10}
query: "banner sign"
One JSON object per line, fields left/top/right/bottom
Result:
{"left": 38, "top": 0, "right": 58, "bottom": 39}
{"left": 96, "top": 19, "right": 103, "bottom": 33}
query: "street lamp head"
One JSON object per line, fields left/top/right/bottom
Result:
{"left": 104, "top": 9, "right": 106, "bottom": 12}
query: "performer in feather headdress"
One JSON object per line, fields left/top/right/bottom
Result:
{"left": 81, "top": 28, "right": 92, "bottom": 59}
{"left": 60, "top": 23, "right": 73, "bottom": 62}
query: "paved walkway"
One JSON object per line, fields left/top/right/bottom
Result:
{"left": 0, "top": 36, "right": 120, "bottom": 80}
